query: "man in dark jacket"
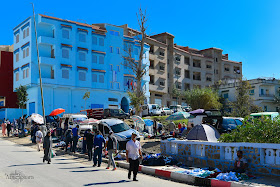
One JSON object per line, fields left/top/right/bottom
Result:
{"left": 86, "top": 129, "right": 94, "bottom": 161}
{"left": 93, "top": 131, "right": 105, "bottom": 167}
{"left": 64, "top": 129, "right": 72, "bottom": 153}
{"left": 6, "top": 120, "right": 11, "bottom": 137}
{"left": 43, "top": 131, "right": 52, "bottom": 164}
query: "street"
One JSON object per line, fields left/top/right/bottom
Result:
{"left": 0, "top": 138, "right": 193, "bottom": 187}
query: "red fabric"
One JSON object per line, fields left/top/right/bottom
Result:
{"left": 49, "top": 108, "right": 65, "bottom": 116}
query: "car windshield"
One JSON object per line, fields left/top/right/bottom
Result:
{"left": 110, "top": 122, "right": 131, "bottom": 133}
{"left": 223, "top": 118, "right": 236, "bottom": 125}
{"left": 170, "top": 106, "right": 176, "bottom": 109}
{"left": 119, "top": 109, "right": 125, "bottom": 114}
{"left": 73, "top": 117, "right": 87, "bottom": 123}
{"left": 235, "top": 119, "right": 243, "bottom": 125}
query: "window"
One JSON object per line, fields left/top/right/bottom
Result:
{"left": 23, "top": 29, "right": 26, "bottom": 39}
{"left": 110, "top": 30, "right": 119, "bottom": 36}
{"left": 79, "top": 33, "right": 86, "bottom": 42}
{"left": 224, "top": 67, "right": 230, "bottom": 72}
{"left": 150, "top": 75, "right": 154, "bottom": 84}
{"left": 99, "top": 38, "right": 104, "bottom": 46}
{"left": 116, "top": 82, "right": 120, "bottom": 89}
{"left": 23, "top": 49, "right": 26, "bottom": 58}
{"left": 175, "top": 82, "right": 182, "bottom": 89}
{"left": 234, "top": 67, "right": 241, "bottom": 74}
{"left": 0, "top": 96, "right": 5, "bottom": 107}
{"left": 175, "top": 56, "right": 181, "bottom": 62}
{"left": 92, "top": 74, "right": 97, "bottom": 82}
{"left": 215, "top": 69, "right": 219, "bottom": 74}
{"left": 117, "top": 65, "right": 120, "bottom": 72}
{"left": 116, "top": 47, "right": 120, "bottom": 54}
{"left": 16, "top": 72, "right": 19, "bottom": 81}
{"left": 62, "top": 69, "right": 69, "bottom": 79}
{"left": 62, "top": 48, "right": 69, "bottom": 58}
{"left": 150, "top": 60, "right": 154, "bottom": 69}
{"left": 92, "top": 54, "right": 97, "bottom": 63}
{"left": 193, "top": 72, "right": 201, "bottom": 81}
{"left": 175, "top": 68, "right": 181, "bottom": 76}
{"left": 110, "top": 82, "right": 113, "bottom": 88}
{"left": 223, "top": 93, "right": 229, "bottom": 99}
{"left": 124, "top": 60, "right": 127, "bottom": 69}
{"left": 79, "top": 52, "right": 86, "bottom": 61}
{"left": 99, "top": 74, "right": 104, "bottom": 83}
{"left": 79, "top": 71, "right": 86, "bottom": 81}
{"left": 159, "top": 80, "right": 165, "bottom": 87}
{"left": 184, "top": 70, "right": 190, "bottom": 78}
{"left": 62, "top": 29, "right": 69, "bottom": 39}
{"left": 206, "top": 77, "right": 212, "bottom": 81}
{"left": 16, "top": 34, "right": 19, "bottom": 43}
{"left": 249, "top": 89, "right": 254, "bottom": 95}
{"left": 206, "top": 64, "right": 212, "bottom": 69}
{"left": 216, "top": 58, "right": 218, "bottom": 62}
{"left": 99, "top": 56, "right": 104, "bottom": 64}
{"left": 134, "top": 48, "right": 138, "bottom": 55}
{"left": 184, "top": 57, "right": 190, "bottom": 65}
{"left": 26, "top": 47, "right": 29, "bottom": 57}
{"left": 26, "top": 27, "right": 29, "bottom": 37}
{"left": 264, "top": 106, "right": 268, "bottom": 112}
{"left": 159, "top": 64, "right": 165, "bottom": 71}
{"left": 92, "top": 36, "right": 97, "bottom": 45}
{"left": 184, "top": 83, "right": 190, "bottom": 91}
{"left": 159, "top": 51, "right": 165, "bottom": 57}
{"left": 16, "top": 53, "right": 19, "bottom": 62}
{"left": 23, "top": 69, "right": 26, "bottom": 79}
{"left": 193, "top": 59, "right": 201, "bottom": 68}
{"left": 110, "top": 46, "right": 113, "bottom": 53}
{"left": 110, "top": 64, "right": 113, "bottom": 71}
{"left": 26, "top": 68, "right": 29, "bottom": 78}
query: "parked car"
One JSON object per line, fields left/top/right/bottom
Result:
{"left": 61, "top": 113, "right": 88, "bottom": 129}
{"left": 169, "top": 105, "right": 183, "bottom": 113}
{"left": 103, "top": 109, "right": 130, "bottom": 120}
{"left": 142, "top": 104, "right": 161, "bottom": 116}
{"left": 182, "top": 106, "right": 192, "bottom": 112}
{"left": 96, "top": 119, "right": 140, "bottom": 150}
{"left": 250, "top": 112, "right": 279, "bottom": 120}
{"left": 161, "top": 107, "right": 174, "bottom": 115}
{"left": 218, "top": 117, "right": 244, "bottom": 133}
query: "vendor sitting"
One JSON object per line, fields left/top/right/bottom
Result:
{"left": 234, "top": 150, "right": 248, "bottom": 173}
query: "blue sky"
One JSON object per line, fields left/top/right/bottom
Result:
{"left": 1, "top": 0, "right": 280, "bottom": 79}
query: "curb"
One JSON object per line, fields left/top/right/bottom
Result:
{"left": 54, "top": 148, "right": 251, "bottom": 187}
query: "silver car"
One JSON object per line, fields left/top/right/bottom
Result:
{"left": 161, "top": 107, "right": 174, "bottom": 115}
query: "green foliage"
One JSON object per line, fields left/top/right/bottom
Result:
{"left": 128, "top": 91, "right": 145, "bottom": 115}
{"left": 219, "top": 117, "right": 280, "bottom": 143}
{"left": 16, "top": 85, "right": 28, "bottom": 109}
{"left": 230, "top": 79, "right": 262, "bottom": 117}
{"left": 184, "top": 87, "right": 222, "bottom": 110}
{"left": 147, "top": 116, "right": 188, "bottom": 126}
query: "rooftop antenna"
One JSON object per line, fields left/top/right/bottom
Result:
{"left": 77, "top": 19, "right": 87, "bottom": 24}
{"left": 43, "top": 12, "right": 54, "bottom": 16}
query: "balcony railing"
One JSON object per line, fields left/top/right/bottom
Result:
{"left": 259, "top": 94, "right": 274, "bottom": 97}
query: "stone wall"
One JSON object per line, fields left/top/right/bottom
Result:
{"left": 161, "top": 140, "right": 280, "bottom": 176}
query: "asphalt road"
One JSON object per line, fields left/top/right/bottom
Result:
{"left": 0, "top": 138, "right": 194, "bottom": 187}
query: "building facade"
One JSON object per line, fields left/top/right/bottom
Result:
{"left": 219, "top": 78, "right": 280, "bottom": 112}
{"left": 122, "top": 26, "right": 242, "bottom": 107}
{"left": 0, "top": 45, "right": 18, "bottom": 109}
{"left": 13, "top": 14, "right": 150, "bottom": 116}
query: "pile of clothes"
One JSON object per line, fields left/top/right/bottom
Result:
{"left": 55, "top": 141, "right": 66, "bottom": 147}
{"left": 216, "top": 172, "right": 239, "bottom": 181}
{"left": 176, "top": 168, "right": 218, "bottom": 178}
{"left": 142, "top": 153, "right": 178, "bottom": 166}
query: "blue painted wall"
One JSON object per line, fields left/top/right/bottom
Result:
{"left": 13, "top": 15, "right": 150, "bottom": 115}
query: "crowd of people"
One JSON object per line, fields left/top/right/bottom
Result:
{"left": 1, "top": 116, "right": 29, "bottom": 137}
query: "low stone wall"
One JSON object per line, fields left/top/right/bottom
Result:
{"left": 161, "top": 140, "right": 280, "bottom": 176}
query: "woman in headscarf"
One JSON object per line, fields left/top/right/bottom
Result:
{"left": 43, "top": 131, "right": 52, "bottom": 164}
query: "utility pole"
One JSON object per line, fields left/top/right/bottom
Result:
{"left": 32, "top": 3, "right": 46, "bottom": 123}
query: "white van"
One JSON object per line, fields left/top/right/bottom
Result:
{"left": 142, "top": 104, "right": 161, "bottom": 116}
{"left": 169, "top": 105, "right": 183, "bottom": 113}
{"left": 61, "top": 113, "right": 88, "bottom": 129}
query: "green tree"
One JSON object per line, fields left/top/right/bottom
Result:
{"left": 172, "top": 86, "right": 181, "bottom": 105}
{"left": 83, "top": 91, "right": 90, "bottom": 110}
{"left": 127, "top": 91, "right": 145, "bottom": 114}
{"left": 184, "top": 87, "right": 222, "bottom": 110}
{"left": 230, "top": 79, "right": 262, "bottom": 117}
{"left": 16, "top": 85, "right": 28, "bottom": 116}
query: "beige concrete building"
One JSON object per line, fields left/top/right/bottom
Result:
{"left": 121, "top": 26, "right": 242, "bottom": 107}
{"left": 219, "top": 78, "right": 280, "bottom": 112}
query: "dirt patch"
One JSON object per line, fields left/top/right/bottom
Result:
{"left": 141, "top": 139, "right": 161, "bottom": 154}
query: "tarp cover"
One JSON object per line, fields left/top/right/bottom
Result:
{"left": 186, "top": 124, "right": 220, "bottom": 142}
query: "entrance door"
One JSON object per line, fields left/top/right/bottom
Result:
{"left": 121, "top": 97, "right": 129, "bottom": 113}
{"left": 29, "top": 102, "right": 35, "bottom": 115}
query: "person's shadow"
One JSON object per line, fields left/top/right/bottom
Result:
{"left": 84, "top": 180, "right": 131, "bottom": 186}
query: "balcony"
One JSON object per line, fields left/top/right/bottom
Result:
{"left": 259, "top": 94, "right": 274, "bottom": 98}
{"left": 40, "top": 56, "right": 56, "bottom": 64}
{"left": 38, "top": 36, "right": 55, "bottom": 45}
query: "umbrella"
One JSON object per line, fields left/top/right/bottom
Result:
{"left": 143, "top": 119, "right": 154, "bottom": 126}
{"left": 49, "top": 108, "right": 65, "bottom": 116}
{"left": 166, "top": 112, "right": 191, "bottom": 121}
{"left": 30, "top": 113, "right": 44, "bottom": 124}
{"left": 189, "top": 109, "right": 204, "bottom": 115}
{"left": 132, "top": 116, "right": 145, "bottom": 132}
{"left": 186, "top": 124, "right": 220, "bottom": 142}
{"left": 81, "top": 118, "right": 99, "bottom": 124}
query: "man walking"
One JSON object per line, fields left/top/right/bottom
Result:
{"left": 35, "top": 127, "right": 43, "bottom": 151}
{"left": 105, "top": 131, "right": 118, "bottom": 170}
{"left": 64, "top": 128, "right": 72, "bottom": 153}
{"left": 126, "top": 132, "right": 143, "bottom": 181}
{"left": 93, "top": 131, "right": 105, "bottom": 167}
{"left": 71, "top": 125, "right": 79, "bottom": 153}
{"left": 86, "top": 129, "right": 94, "bottom": 161}
{"left": 6, "top": 119, "right": 11, "bottom": 137}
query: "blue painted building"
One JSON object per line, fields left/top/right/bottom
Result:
{"left": 13, "top": 14, "right": 150, "bottom": 116}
